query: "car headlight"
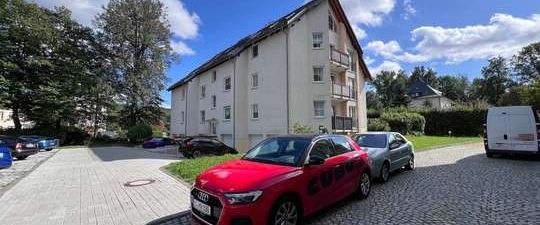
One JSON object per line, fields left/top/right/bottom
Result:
{"left": 224, "top": 190, "right": 263, "bottom": 205}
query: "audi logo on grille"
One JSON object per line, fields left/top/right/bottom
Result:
{"left": 198, "top": 192, "right": 209, "bottom": 202}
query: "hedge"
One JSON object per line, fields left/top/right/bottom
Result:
{"left": 126, "top": 124, "right": 153, "bottom": 143}
{"left": 380, "top": 112, "right": 425, "bottom": 134}
{"left": 368, "top": 105, "right": 487, "bottom": 136}
{"left": 367, "top": 118, "right": 390, "bottom": 131}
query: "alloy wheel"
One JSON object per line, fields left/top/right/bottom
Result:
{"left": 274, "top": 201, "right": 298, "bottom": 225}
{"left": 381, "top": 164, "right": 389, "bottom": 182}
{"left": 360, "top": 173, "right": 371, "bottom": 196}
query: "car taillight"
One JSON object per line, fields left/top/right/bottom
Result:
{"left": 483, "top": 124, "right": 488, "bottom": 149}
{"left": 16, "top": 143, "right": 22, "bottom": 151}
{"left": 187, "top": 141, "right": 193, "bottom": 147}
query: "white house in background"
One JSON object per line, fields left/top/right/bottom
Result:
{"left": 408, "top": 80, "right": 453, "bottom": 109}
{"left": 168, "top": 0, "right": 372, "bottom": 151}
{"left": 0, "top": 109, "right": 33, "bottom": 129}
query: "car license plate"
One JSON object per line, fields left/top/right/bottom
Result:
{"left": 26, "top": 144, "right": 35, "bottom": 148}
{"left": 192, "top": 198, "right": 211, "bottom": 216}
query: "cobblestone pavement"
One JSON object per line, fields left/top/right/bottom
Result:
{"left": 153, "top": 143, "right": 540, "bottom": 225}
{"left": 0, "top": 146, "right": 190, "bottom": 225}
{"left": 0, "top": 149, "right": 58, "bottom": 193}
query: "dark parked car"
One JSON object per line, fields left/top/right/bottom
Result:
{"left": 19, "top": 135, "right": 58, "bottom": 151}
{"left": 181, "top": 137, "right": 238, "bottom": 158}
{"left": 0, "top": 142, "right": 13, "bottom": 169}
{"left": 0, "top": 135, "right": 39, "bottom": 160}
{"left": 142, "top": 137, "right": 176, "bottom": 149}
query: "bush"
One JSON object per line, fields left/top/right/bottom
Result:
{"left": 1, "top": 126, "right": 90, "bottom": 145}
{"left": 367, "top": 118, "right": 390, "bottom": 131}
{"left": 126, "top": 124, "right": 153, "bottom": 143}
{"left": 367, "top": 109, "right": 381, "bottom": 118}
{"left": 380, "top": 112, "right": 425, "bottom": 135}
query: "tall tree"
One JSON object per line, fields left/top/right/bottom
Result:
{"left": 511, "top": 41, "right": 540, "bottom": 84}
{"left": 366, "top": 90, "right": 383, "bottom": 110}
{"left": 409, "top": 66, "right": 439, "bottom": 89}
{"left": 479, "top": 56, "right": 513, "bottom": 104}
{"left": 95, "top": 0, "right": 175, "bottom": 128}
{"left": 371, "top": 70, "right": 409, "bottom": 107}
{"left": 438, "top": 75, "right": 469, "bottom": 102}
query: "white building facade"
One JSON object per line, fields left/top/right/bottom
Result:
{"left": 168, "top": 0, "right": 372, "bottom": 151}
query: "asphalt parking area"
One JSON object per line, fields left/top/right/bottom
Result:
{"left": 152, "top": 143, "right": 540, "bottom": 225}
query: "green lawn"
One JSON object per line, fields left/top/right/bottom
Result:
{"left": 165, "top": 154, "right": 241, "bottom": 183}
{"left": 405, "top": 135, "right": 482, "bottom": 151}
{"left": 165, "top": 136, "right": 482, "bottom": 183}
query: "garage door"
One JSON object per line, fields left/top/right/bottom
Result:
{"left": 249, "top": 134, "right": 265, "bottom": 148}
{"left": 221, "top": 134, "right": 233, "bottom": 148}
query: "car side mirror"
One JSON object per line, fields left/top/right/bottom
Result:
{"left": 307, "top": 156, "right": 325, "bottom": 166}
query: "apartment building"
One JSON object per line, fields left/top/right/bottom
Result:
{"left": 168, "top": 0, "right": 372, "bottom": 151}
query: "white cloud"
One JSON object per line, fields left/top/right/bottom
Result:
{"left": 341, "top": 0, "right": 396, "bottom": 27}
{"left": 363, "top": 56, "right": 375, "bottom": 66}
{"left": 171, "top": 40, "right": 195, "bottom": 56}
{"left": 366, "top": 13, "right": 540, "bottom": 64}
{"left": 402, "top": 0, "right": 416, "bottom": 20}
{"left": 32, "top": 0, "right": 200, "bottom": 53}
{"left": 370, "top": 60, "right": 402, "bottom": 75}
{"left": 306, "top": 0, "right": 396, "bottom": 39}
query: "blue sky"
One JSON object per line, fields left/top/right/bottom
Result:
{"left": 33, "top": 0, "right": 540, "bottom": 108}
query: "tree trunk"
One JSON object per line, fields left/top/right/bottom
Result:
{"left": 11, "top": 106, "right": 22, "bottom": 132}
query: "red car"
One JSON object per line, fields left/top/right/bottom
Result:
{"left": 191, "top": 135, "right": 371, "bottom": 225}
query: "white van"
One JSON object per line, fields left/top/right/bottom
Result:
{"left": 484, "top": 106, "right": 540, "bottom": 157}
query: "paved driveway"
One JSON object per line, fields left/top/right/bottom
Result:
{"left": 154, "top": 143, "right": 540, "bottom": 225}
{"left": 0, "top": 147, "right": 190, "bottom": 225}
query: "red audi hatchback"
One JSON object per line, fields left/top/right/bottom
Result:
{"left": 191, "top": 135, "right": 371, "bottom": 225}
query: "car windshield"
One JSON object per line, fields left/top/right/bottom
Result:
{"left": 353, "top": 134, "right": 387, "bottom": 148}
{"left": 242, "top": 137, "right": 311, "bottom": 167}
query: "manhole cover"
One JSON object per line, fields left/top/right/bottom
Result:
{"left": 124, "top": 179, "right": 156, "bottom": 187}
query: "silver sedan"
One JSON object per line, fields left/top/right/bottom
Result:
{"left": 351, "top": 132, "right": 415, "bottom": 182}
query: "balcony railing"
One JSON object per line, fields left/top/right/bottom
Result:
{"left": 330, "top": 48, "right": 350, "bottom": 68}
{"left": 332, "top": 116, "right": 354, "bottom": 131}
{"left": 332, "top": 83, "right": 357, "bottom": 99}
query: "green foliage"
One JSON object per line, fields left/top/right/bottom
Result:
{"left": 367, "top": 118, "right": 390, "bottom": 131}
{"left": 95, "top": 0, "right": 174, "bottom": 128}
{"left": 292, "top": 122, "right": 315, "bottom": 135}
{"left": 438, "top": 75, "right": 469, "bottom": 102}
{"left": 475, "top": 56, "right": 513, "bottom": 104}
{"left": 511, "top": 41, "right": 540, "bottom": 84}
{"left": 366, "top": 91, "right": 383, "bottom": 110}
{"left": 380, "top": 112, "right": 425, "bottom": 135}
{"left": 409, "top": 66, "right": 439, "bottom": 89}
{"left": 126, "top": 124, "right": 153, "bottom": 143}
{"left": 371, "top": 70, "right": 409, "bottom": 107}
{"left": 0, "top": 125, "right": 89, "bottom": 145}
{"left": 165, "top": 154, "right": 241, "bottom": 183}
{"left": 367, "top": 108, "right": 381, "bottom": 118}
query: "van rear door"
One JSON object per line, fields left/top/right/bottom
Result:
{"left": 487, "top": 111, "right": 511, "bottom": 151}
{"left": 509, "top": 108, "right": 537, "bottom": 152}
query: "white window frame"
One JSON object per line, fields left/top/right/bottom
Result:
{"left": 314, "top": 100, "right": 325, "bottom": 117}
{"left": 181, "top": 111, "right": 185, "bottom": 124}
{"left": 224, "top": 77, "right": 231, "bottom": 91}
{"left": 200, "top": 85, "right": 206, "bottom": 99}
{"left": 200, "top": 110, "right": 206, "bottom": 124}
{"left": 223, "top": 106, "right": 231, "bottom": 121}
{"left": 251, "top": 104, "right": 259, "bottom": 120}
{"left": 252, "top": 45, "right": 259, "bottom": 58}
{"left": 251, "top": 73, "right": 259, "bottom": 89}
{"left": 313, "top": 66, "right": 324, "bottom": 82}
{"left": 312, "top": 32, "right": 323, "bottom": 49}
{"left": 328, "top": 13, "right": 337, "bottom": 32}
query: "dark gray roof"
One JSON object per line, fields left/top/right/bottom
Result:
{"left": 167, "top": 0, "right": 372, "bottom": 91}
{"left": 167, "top": 0, "right": 322, "bottom": 91}
{"left": 407, "top": 80, "right": 442, "bottom": 98}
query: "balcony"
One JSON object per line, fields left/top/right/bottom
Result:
{"left": 332, "top": 116, "right": 356, "bottom": 131}
{"left": 330, "top": 48, "right": 350, "bottom": 72}
{"left": 331, "top": 83, "right": 356, "bottom": 100}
